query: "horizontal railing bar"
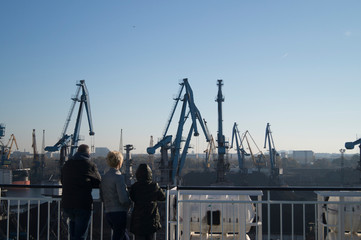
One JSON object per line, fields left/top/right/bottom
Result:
{"left": 177, "top": 199, "right": 361, "bottom": 205}
{"left": 175, "top": 186, "right": 361, "bottom": 191}
{"left": 0, "top": 184, "right": 62, "bottom": 188}
{"left": 2, "top": 184, "right": 361, "bottom": 191}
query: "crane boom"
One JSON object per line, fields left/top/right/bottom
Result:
{"left": 61, "top": 85, "right": 81, "bottom": 138}
{"left": 345, "top": 138, "right": 361, "bottom": 171}
{"left": 345, "top": 138, "right": 361, "bottom": 150}
{"left": 6, "top": 134, "right": 19, "bottom": 159}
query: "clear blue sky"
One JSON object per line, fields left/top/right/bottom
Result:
{"left": 1, "top": 1, "right": 361, "bottom": 155}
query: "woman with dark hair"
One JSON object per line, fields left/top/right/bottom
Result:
{"left": 129, "top": 164, "right": 166, "bottom": 240}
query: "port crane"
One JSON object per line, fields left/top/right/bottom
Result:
{"left": 264, "top": 123, "right": 279, "bottom": 179}
{"left": 45, "top": 80, "right": 94, "bottom": 167}
{"left": 230, "top": 122, "right": 249, "bottom": 172}
{"left": 0, "top": 133, "right": 19, "bottom": 166}
{"left": 242, "top": 130, "right": 266, "bottom": 169}
{"left": 147, "top": 78, "right": 211, "bottom": 185}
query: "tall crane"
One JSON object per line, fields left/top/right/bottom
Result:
{"left": 147, "top": 78, "right": 211, "bottom": 185}
{"left": 45, "top": 80, "right": 94, "bottom": 167}
{"left": 230, "top": 122, "right": 249, "bottom": 172}
{"left": 216, "top": 80, "right": 229, "bottom": 183}
{"left": 264, "top": 123, "right": 279, "bottom": 179}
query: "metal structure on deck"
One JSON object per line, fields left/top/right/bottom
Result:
{"left": 2, "top": 185, "right": 361, "bottom": 240}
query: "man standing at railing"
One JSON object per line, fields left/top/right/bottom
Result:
{"left": 61, "top": 144, "right": 101, "bottom": 240}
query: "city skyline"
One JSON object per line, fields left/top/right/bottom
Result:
{"left": 1, "top": 1, "right": 361, "bottom": 155}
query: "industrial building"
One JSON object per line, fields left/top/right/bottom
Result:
{"left": 292, "top": 150, "right": 314, "bottom": 165}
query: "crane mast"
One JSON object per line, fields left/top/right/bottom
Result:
{"left": 216, "top": 80, "right": 229, "bottom": 183}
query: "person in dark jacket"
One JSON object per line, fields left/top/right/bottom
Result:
{"left": 129, "top": 164, "right": 166, "bottom": 240}
{"left": 61, "top": 144, "right": 101, "bottom": 240}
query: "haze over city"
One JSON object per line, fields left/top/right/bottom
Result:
{"left": 1, "top": 1, "right": 361, "bottom": 155}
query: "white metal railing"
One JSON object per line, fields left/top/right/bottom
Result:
{"left": 1, "top": 186, "right": 361, "bottom": 240}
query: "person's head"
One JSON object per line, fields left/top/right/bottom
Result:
{"left": 135, "top": 163, "right": 152, "bottom": 183}
{"left": 106, "top": 151, "right": 124, "bottom": 169}
{"left": 77, "top": 144, "right": 90, "bottom": 154}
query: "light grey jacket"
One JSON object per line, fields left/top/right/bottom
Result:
{"left": 100, "top": 168, "right": 131, "bottom": 213}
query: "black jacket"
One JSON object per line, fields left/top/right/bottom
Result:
{"left": 130, "top": 164, "right": 166, "bottom": 235}
{"left": 61, "top": 152, "right": 101, "bottom": 210}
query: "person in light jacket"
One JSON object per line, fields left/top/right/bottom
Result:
{"left": 129, "top": 163, "right": 166, "bottom": 240}
{"left": 100, "top": 151, "right": 131, "bottom": 240}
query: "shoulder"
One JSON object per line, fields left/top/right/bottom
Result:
{"left": 150, "top": 182, "right": 160, "bottom": 189}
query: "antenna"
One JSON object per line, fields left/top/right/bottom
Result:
{"left": 119, "top": 129, "right": 123, "bottom": 155}
{"left": 42, "top": 130, "right": 45, "bottom": 155}
{"left": 149, "top": 136, "right": 154, "bottom": 169}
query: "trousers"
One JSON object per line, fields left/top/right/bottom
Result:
{"left": 105, "top": 211, "right": 130, "bottom": 240}
{"left": 63, "top": 208, "right": 91, "bottom": 240}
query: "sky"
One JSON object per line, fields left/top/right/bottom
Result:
{"left": 1, "top": 1, "right": 361, "bottom": 156}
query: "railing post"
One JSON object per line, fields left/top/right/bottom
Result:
{"left": 176, "top": 189, "right": 180, "bottom": 240}
{"left": 267, "top": 190, "right": 270, "bottom": 240}
{"left": 166, "top": 188, "right": 169, "bottom": 240}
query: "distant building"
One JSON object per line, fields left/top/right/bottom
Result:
{"left": 293, "top": 150, "right": 314, "bottom": 165}
{"left": 11, "top": 151, "right": 32, "bottom": 159}
{"left": 93, "top": 147, "right": 110, "bottom": 157}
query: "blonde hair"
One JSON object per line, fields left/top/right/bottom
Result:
{"left": 106, "top": 151, "right": 123, "bottom": 168}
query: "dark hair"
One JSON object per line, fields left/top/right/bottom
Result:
{"left": 77, "top": 144, "right": 90, "bottom": 154}
{"left": 136, "top": 163, "right": 152, "bottom": 182}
